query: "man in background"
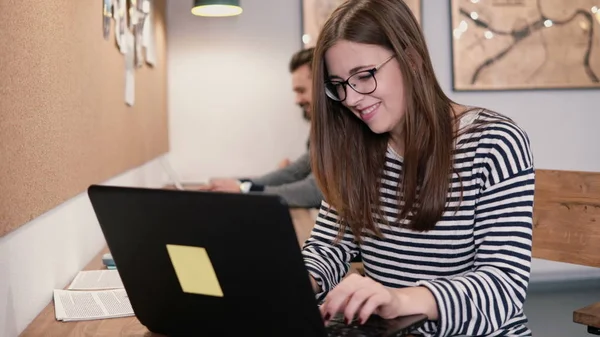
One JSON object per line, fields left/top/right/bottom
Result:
{"left": 206, "top": 48, "right": 322, "bottom": 209}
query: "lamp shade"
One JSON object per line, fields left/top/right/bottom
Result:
{"left": 191, "top": 0, "right": 242, "bottom": 17}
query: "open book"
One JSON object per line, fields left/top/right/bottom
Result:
{"left": 53, "top": 289, "right": 134, "bottom": 321}
{"left": 54, "top": 270, "right": 133, "bottom": 321}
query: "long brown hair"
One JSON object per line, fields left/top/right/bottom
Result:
{"left": 310, "top": 0, "right": 459, "bottom": 243}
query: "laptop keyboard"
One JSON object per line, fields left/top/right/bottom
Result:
{"left": 325, "top": 314, "right": 396, "bottom": 337}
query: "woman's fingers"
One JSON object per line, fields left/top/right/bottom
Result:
{"left": 321, "top": 288, "right": 351, "bottom": 321}
{"left": 358, "top": 291, "right": 388, "bottom": 324}
{"left": 342, "top": 286, "right": 377, "bottom": 323}
{"left": 320, "top": 274, "right": 391, "bottom": 325}
{"left": 320, "top": 274, "right": 362, "bottom": 321}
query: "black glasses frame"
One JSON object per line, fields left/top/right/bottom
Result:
{"left": 324, "top": 55, "right": 395, "bottom": 102}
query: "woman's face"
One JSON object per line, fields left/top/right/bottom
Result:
{"left": 324, "top": 40, "right": 407, "bottom": 135}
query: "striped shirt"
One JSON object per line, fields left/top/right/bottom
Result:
{"left": 302, "top": 110, "right": 535, "bottom": 337}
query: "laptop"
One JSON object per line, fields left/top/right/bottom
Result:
{"left": 87, "top": 185, "right": 427, "bottom": 337}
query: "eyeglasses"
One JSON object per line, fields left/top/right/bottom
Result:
{"left": 324, "top": 55, "right": 395, "bottom": 102}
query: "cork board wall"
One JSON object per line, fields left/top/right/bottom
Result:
{"left": 0, "top": 0, "right": 168, "bottom": 236}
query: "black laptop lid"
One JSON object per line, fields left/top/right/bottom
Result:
{"left": 88, "top": 185, "right": 326, "bottom": 337}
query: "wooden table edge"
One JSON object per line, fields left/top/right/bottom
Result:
{"left": 573, "top": 301, "right": 600, "bottom": 332}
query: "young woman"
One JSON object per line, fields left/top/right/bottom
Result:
{"left": 301, "top": 0, "right": 535, "bottom": 336}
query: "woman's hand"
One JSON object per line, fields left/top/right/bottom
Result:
{"left": 319, "top": 274, "right": 406, "bottom": 325}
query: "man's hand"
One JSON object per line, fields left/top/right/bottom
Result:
{"left": 209, "top": 178, "right": 242, "bottom": 193}
{"left": 193, "top": 183, "right": 213, "bottom": 191}
{"left": 277, "top": 158, "right": 291, "bottom": 169}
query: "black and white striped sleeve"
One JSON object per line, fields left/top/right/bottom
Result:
{"left": 302, "top": 201, "right": 360, "bottom": 302}
{"left": 416, "top": 122, "right": 535, "bottom": 336}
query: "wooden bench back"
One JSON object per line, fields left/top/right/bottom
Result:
{"left": 533, "top": 169, "right": 600, "bottom": 268}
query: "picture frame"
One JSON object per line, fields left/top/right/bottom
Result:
{"left": 450, "top": 0, "right": 600, "bottom": 91}
{"left": 301, "top": 0, "right": 422, "bottom": 48}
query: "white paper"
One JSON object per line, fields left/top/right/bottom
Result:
{"left": 129, "top": 0, "right": 139, "bottom": 29}
{"left": 134, "top": 24, "right": 145, "bottom": 67}
{"left": 103, "top": 0, "right": 112, "bottom": 40}
{"left": 125, "top": 31, "right": 135, "bottom": 106}
{"left": 114, "top": 0, "right": 128, "bottom": 54}
{"left": 68, "top": 270, "right": 124, "bottom": 290}
{"left": 143, "top": 0, "right": 157, "bottom": 66}
{"left": 53, "top": 289, "right": 134, "bottom": 322}
{"left": 142, "top": 0, "right": 152, "bottom": 47}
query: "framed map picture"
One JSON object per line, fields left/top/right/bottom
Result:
{"left": 451, "top": 0, "right": 600, "bottom": 91}
{"left": 302, "top": 0, "right": 422, "bottom": 48}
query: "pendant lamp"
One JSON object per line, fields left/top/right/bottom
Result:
{"left": 191, "top": 0, "right": 243, "bottom": 17}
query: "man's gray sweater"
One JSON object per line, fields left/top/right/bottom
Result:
{"left": 243, "top": 152, "right": 323, "bottom": 208}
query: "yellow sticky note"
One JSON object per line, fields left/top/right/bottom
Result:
{"left": 166, "top": 244, "right": 224, "bottom": 297}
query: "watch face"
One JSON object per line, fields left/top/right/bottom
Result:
{"left": 240, "top": 181, "right": 252, "bottom": 193}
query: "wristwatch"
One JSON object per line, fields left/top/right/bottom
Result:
{"left": 239, "top": 181, "right": 252, "bottom": 193}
